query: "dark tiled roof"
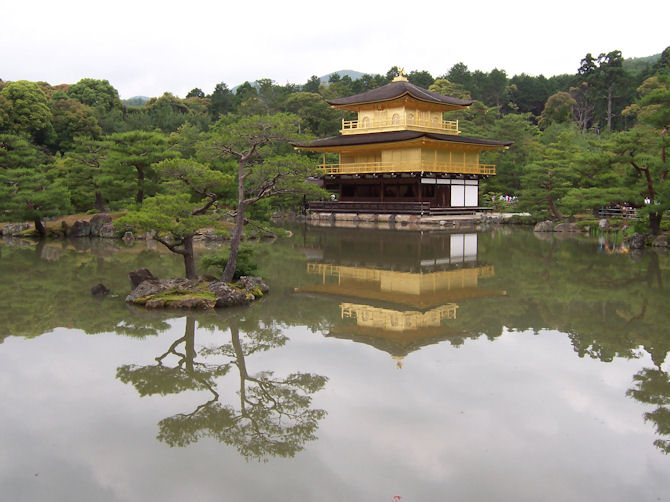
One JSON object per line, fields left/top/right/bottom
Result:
{"left": 294, "top": 130, "right": 513, "bottom": 149}
{"left": 326, "top": 80, "right": 474, "bottom": 107}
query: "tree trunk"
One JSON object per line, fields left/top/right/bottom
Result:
{"left": 607, "top": 85, "right": 613, "bottom": 132}
{"left": 95, "top": 190, "right": 104, "bottom": 211}
{"left": 222, "top": 203, "right": 246, "bottom": 282}
{"left": 33, "top": 217, "right": 46, "bottom": 237}
{"left": 136, "top": 167, "right": 144, "bottom": 204}
{"left": 182, "top": 234, "right": 197, "bottom": 279}
{"left": 222, "top": 158, "right": 247, "bottom": 283}
{"left": 547, "top": 195, "right": 562, "bottom": 220}
{"left": 649, "top": 211, "right": 662, "bottom": 236}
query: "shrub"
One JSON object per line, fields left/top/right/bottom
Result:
{"left": 201, "top": 246, "right": 259, "bottom": 280}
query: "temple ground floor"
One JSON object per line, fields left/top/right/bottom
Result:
{"left": 308, "top": 173, "right": 491, "bottom": 216}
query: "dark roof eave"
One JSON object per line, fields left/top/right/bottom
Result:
{"left": 292, "top": 130, "right": 513, "bottom": 150}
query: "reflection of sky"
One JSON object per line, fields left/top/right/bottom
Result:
{"left": 1, "top": 319, "right": 668, "bottom": 502}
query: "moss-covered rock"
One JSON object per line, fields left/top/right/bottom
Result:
{"left": 125, "top": 275, "right": 269, "bottom": 309}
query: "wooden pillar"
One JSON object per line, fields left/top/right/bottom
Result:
{"left": 418, "top": 176, "right": 424, "bottom": 216}
{"left": 380, "top": 176, "right": 384, "bottom": 202}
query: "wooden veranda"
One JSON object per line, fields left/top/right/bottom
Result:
{"left": 307, "top": 201, "right": 492, "bottom": 216}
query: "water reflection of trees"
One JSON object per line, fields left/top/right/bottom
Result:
{"left": 291, "top": 227, "right": 668, "bottom": 363}
{"left": 0, "top": 240, "right": 184, "bottom": 341}
{"left": 291, "top": 226, "right": 670, "bottom": 454}
{"left": 287, "top": 226, "right": 669, "bottom": 369}
{"left": 5, "top": 230, "right": 667, "bottom": 363}
{"left": 475, "top": 231, "right": 669, "bottom": 366}
{"left": 627, "top": 368, "right": 670, "bottom": 455}
{"left": 480, "top": 231, "right": 670, "bottom": 454}
{"left": 3, "top": 229, "right": 669, "bottom": 455}
{"left": 116, "top": 315, "right": 327, "bottom": 461}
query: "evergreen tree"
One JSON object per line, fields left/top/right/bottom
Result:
{"left": 107, "top": 130, "right": 177, "bottom": 204}
{"left": 61, "top": 137, "right": 118, "bottom": 211}
{"left": 0, "top": 80, "right": 52, "bottom": 141}
{"left": 611, "top": 73, "right": 670, "bottom": 233}
{"left": 200, "top": 113, "right": 322, "bottom": 282}
{"left": 0, "top": 134, "right": 70, "bottom": 234}
{"left": 516, "top": 125, "right": 581, "bottom": 219}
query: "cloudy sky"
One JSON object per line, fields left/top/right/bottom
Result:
{"left": 1, "top": 0, "right": 668, "bottom": 99}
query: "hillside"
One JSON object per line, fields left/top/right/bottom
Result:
{"left": 318, "top": 70, "right": 365, "bottom": 83}
{"left": 122, "top": 96, "right": 151, "bottom": 107}
{"left": 623, "top": 53, "right": 661, "bottom": 74}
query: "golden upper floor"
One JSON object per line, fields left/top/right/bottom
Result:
{"left": 327, "top": 76, "right": 472, "bottom": 136}
{"left": 341, "top": 111, "right": 459, "bottom": 135}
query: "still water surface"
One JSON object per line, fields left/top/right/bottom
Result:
{"left": 1, "top": 226, "right": 668, "bottom": 501}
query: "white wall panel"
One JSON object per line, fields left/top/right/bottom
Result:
{"left": 451, "top": 185, "right": 465, "bottom": 206}
{"left": 465, "top": 185, "right": 478, "bottom": 206}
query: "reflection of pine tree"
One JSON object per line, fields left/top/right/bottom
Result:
{"left": 117, "top": 316, "right": 327, "bottom": 461}
{"left": 627, "top": 368, "right": 670, "bottom": 454}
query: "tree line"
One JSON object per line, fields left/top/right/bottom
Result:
{"left": 1, "top": 47, "right": 669, "bottom": 276}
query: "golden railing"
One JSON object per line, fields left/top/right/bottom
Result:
{"left": 307, "top": 263, "right": 495, "bottom": 282}
{"left": 342, "top": 118, "right": 459, "bottom": 135}
{"left": 319, "top": 161, "right": 496, "bottom": 176}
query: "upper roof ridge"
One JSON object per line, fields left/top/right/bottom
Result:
{"left": 326, "top": 80, "right": 473, "bottom": 108}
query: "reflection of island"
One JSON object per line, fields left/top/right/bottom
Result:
{"left": 117, "top": 316, "right": 327, "bottom": 461}
{"left": 296, "top": 229, "right": 507, "bottom": 359}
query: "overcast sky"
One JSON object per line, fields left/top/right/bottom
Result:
{"left": 1, "top": 0, "right": 668, "bottom": 99}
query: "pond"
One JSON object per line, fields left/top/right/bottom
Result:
{"left": 1, "top": 226, "right": 668, "bottom": 501}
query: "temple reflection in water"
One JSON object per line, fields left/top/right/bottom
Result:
{"left": 296, "top": 229, "right": 506, "bottom": 362}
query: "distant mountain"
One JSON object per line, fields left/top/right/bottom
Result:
{"left": 122, "top": 96, "right": 151, "bottom": 107}
{"left": 230, "top": 70, "right": 366, "bottom": 93}
{"left": 231, "top": 81, "right": 258, "bottom": 94}
{"left": 318, "top": 70, "right": 365, "bottom": 84}
{"left": 623, "top": 53, "right": 661, "bottom": 75}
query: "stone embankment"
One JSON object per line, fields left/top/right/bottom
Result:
{"left": 1, "top": 213, "right": 116, "bottom": 238}
{"left": 1, "top": 213, "right": 231, "bottom": 243}
{"left": 533, "top": 219, "right": 669, "bottom": 249}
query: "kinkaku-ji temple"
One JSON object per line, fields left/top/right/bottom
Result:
{"left": 294, "top": 70, "right": 513, "bottom": 216}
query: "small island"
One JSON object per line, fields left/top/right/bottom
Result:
{"left": 125, "top": 270, "right": 269, "bottom": 310}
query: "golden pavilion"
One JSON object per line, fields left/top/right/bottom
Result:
{"left": 294, "top": 71, "right": 513, "bottom": 214}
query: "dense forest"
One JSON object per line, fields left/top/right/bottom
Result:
{"left": 1, "top": 46, "right": 669, "bottom": 237}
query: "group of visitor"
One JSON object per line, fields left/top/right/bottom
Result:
{"left": 495, "top": 195, "right": 517, "bottom": 204}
